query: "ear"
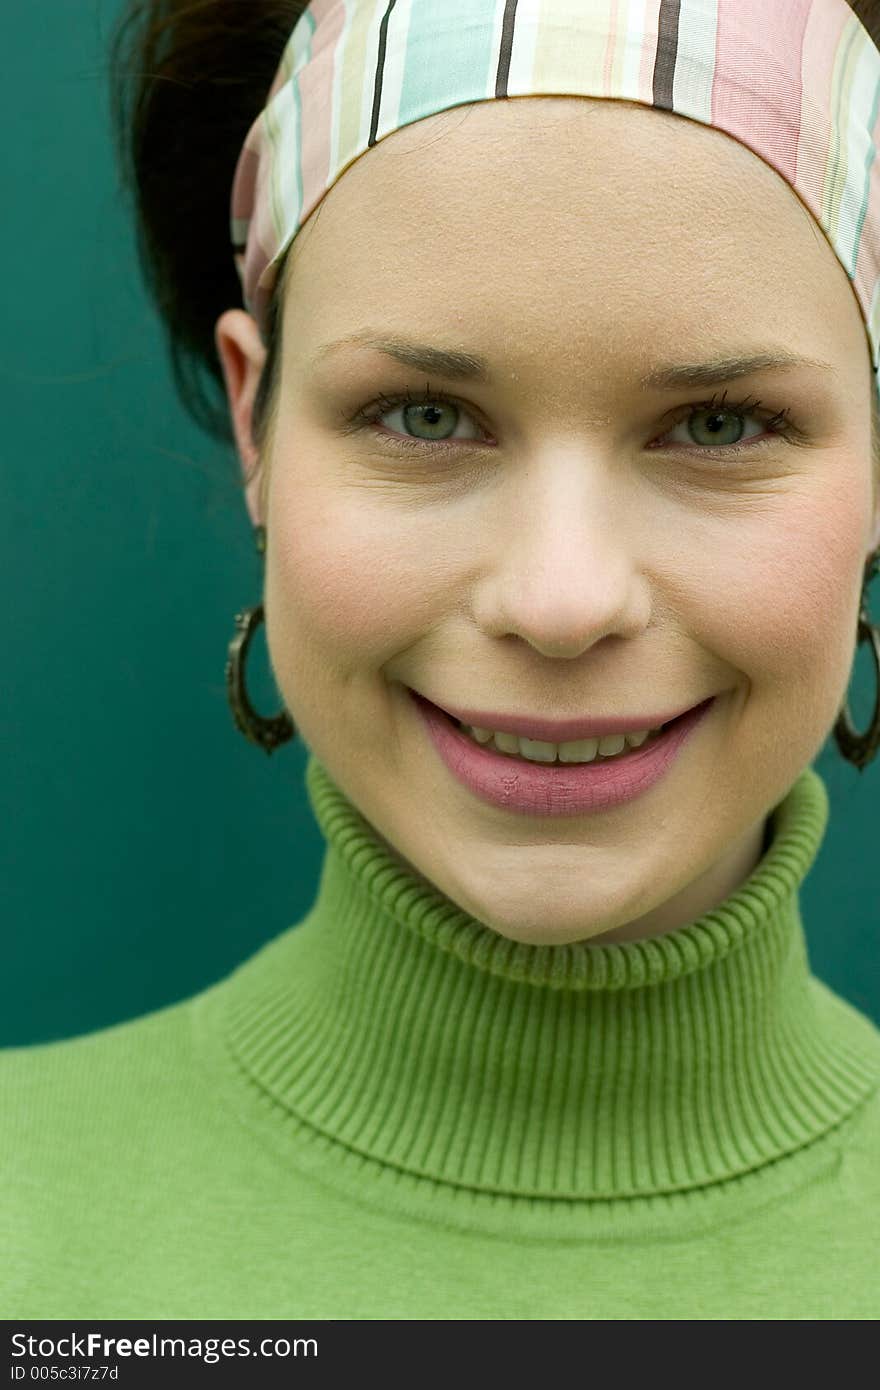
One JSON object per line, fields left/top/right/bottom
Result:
{"left": 215, "top": 308, "right": 269, "bottom": 529}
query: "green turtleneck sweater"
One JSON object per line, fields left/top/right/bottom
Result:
{"left": 3, "top": 757, "right": 879, "bottom": 1320}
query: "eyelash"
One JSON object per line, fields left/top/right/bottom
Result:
{"left": 346, "top": 383, "right": 795, "bottom": 458}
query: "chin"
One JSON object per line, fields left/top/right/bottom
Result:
{"left": 468, "top": 894, "right": 627, "bottom": 947}
{"left": 487, "top": 922, "right": 612, "bottom": 947}
{"left": 449, "top": 854, "right": 641, "bottom": 943}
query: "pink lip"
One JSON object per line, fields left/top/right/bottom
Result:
{"left": 409, "top": 689, "right": 716, "bottom": 817}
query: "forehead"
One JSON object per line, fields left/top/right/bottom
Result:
{"left": 283, "top": 95, "right": 864, "bottom": 382}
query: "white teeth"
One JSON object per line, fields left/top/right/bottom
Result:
{"left": 519, "top": 737, "right": 557, "bottom": 763}
{"left": 559, "top": 736, "right": 601, "bottom": 762}
{"left": 469, "top": 727, "right": 495, "bottom": 744}
{"left": 462, "top": 723, "right": 658, "bottom": 763}
{"left": 597, "top": 734, "right": 626, "bottom": 757}
{"left": 622, "top": 729, "right": 650, "bottom": 748}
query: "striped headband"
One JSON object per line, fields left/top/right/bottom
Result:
{"left": 230, "top": 0, "right": 880, "bottom": 399}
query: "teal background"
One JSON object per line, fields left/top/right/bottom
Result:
{"left": 2, "top": 2, "right": 879, "bottom": 1047}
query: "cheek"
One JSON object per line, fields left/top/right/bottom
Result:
{"left": 707, "top": 487, "right": 865, "bottom": 694}
{"left": 266, "top": 474, "right": 450, "bottom": 656}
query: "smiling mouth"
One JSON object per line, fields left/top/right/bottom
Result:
{"left": 449, "top": 711, "right": 686, "bottom": 734}
{"left": 410, "top": 689, "right": 707, "bottom": 768}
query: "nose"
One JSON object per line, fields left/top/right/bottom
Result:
{"left": 471, "top": 450, "right": 651, "bottom": 659}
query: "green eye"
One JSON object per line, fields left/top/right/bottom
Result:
{"left": 686, "top": 408, "right": 748, "bottom": 447}
{"left": 398, "top": 401, "right": 460, "bottom": 441}
{"left": 660, "top": 391, "right": 794, "bottom": 454}
{"left": 348, "top": 384, "right": 794, "bottom": 459}
{"left": 356, "top": 385, "right": 484, "bottom": 450}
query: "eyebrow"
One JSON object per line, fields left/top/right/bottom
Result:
{"left": 312, "top": 332, "right": 491, "bottom": 381}
{"left": 640, "top": 350, "right": 836, "bottom": 390}
{"left": 312, "top": 332, "right": 835, "bottom": 389}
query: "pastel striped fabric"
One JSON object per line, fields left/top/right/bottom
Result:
{"left": 231, "top": 0, "right": 880, "bottom": 397}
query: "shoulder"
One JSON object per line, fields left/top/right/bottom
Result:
{"left": 0, "top": 995, "right": 199, "bottom": 1129}
{"left": 0, "top": 998, "right": 213, "bottom": 1203}
{"left": 0, "top": 993, "right": 214, "bottom": 1222}
{"left": 0, "top": 990, "right": 234, "bottom": 1315}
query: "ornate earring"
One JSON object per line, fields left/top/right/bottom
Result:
{"left": 833, "top": 551, "right": 880, "bottom": 772}
{"left": 225, "top": 525, "right": 297, "bottom": 755}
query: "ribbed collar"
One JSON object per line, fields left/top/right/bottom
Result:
{"left": 218, "top": 756, "right": 880, "bottom": 1200}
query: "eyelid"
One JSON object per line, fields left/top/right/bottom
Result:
{"left": 347, "top": 386, "right": 796, "bottom": 454}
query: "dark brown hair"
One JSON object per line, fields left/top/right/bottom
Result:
{"left": 109, "top": 0, "right": 880, "bottom": 476}
{"left": 108, "top": 0, "right": 308, "bottom": 456}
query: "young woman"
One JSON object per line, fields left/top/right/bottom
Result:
{"left": 3, "top": 0, "right": 880, "bottom": 1319}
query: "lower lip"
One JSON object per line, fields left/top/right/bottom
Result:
{"left": 409, "top": 690, "right": 716, "bottom": 817}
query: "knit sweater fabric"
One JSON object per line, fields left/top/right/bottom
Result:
{"left": 3, "top": 755, "right": 880, "bottom": 1320}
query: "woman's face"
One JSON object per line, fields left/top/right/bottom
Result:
{"left": 217, "top": 96, "right": 880, "bottom": 946}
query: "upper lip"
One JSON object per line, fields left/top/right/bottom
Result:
{"left": 410, "top": 689, "right": 709, "bottom": 742}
